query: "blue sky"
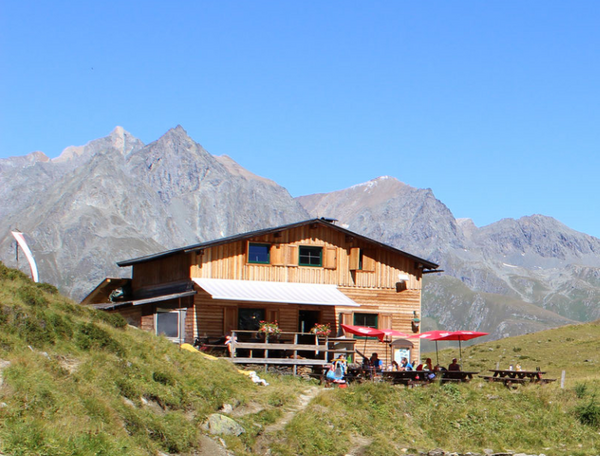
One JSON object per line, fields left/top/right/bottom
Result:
{"left": 2, "top": 2, "right": 600, "bottom": 237}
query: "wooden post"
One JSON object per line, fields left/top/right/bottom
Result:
{"left": 561, "top": 370, "right": 566, "bottom": 389}
{"left": 231, "top": 331, "right": 236, "bottom": 360}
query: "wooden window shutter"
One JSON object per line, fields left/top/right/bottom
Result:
{"left": 362, "top": 249, "right": 376, "bottom": 272}
{"left": 379, "top": 314, "right": 393, "bottom": 330}
{"left": 223, "top": 307, "right": 237, "bottom": 335}
{"left": 266, "top": 309, "right": 280, "bottom": 323}
{"left": 349, "top": 247, "right": 361, "bottom": 270}
{"left": 323, "top": 247, "right": 337, "bottom": 269}
{"left": 339, "top": 312, "right": 353, "bottom": 326}
{"left": 270, "top": 244, "right": 285, "bottom": 265}
{"left": 286, "top": 245, "right": 299, "bottom": 266}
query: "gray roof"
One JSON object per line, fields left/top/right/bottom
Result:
{"left": 117, "top": 218, "right": 439, "bottom": 271}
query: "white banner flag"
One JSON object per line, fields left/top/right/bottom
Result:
{"left": 11, "top": 231, "right": 39, "bottom": 283}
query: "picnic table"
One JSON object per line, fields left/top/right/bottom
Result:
{"left": 479, "top": 369, "right": 557, "bottom": 387}
{"left": 382, "top": 369, "right": 480, "bottom": 387}
{"left": 439, "top": 370, "right": 478, "bottom": 383}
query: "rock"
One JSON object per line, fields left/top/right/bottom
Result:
{"left": 427, "top": 449, "right": 445, "bottom": 456}
{"left": 202, "top": 414, "right": 245, "bottom": 436}
{"left": 219, "top": 403, "right": 234, "bottom": 414}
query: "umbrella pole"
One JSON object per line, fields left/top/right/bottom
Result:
{"left": 435, "top": 341, "right": 439, "bottom": 366}
{"left": 459, "top": 340, "right": 463, "bottom": 365}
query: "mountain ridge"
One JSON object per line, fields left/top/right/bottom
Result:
{"left": 1, "top": 127, "right": 598, "bottom": 340}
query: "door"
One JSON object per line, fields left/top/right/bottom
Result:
{"left": 298, "top": 310, "right": 320, "bottom": 333}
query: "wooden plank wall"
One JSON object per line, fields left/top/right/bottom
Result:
{"left": 193, "top": 291, "right": 336, "bottom": 340}
{"left": 189, "top": 224, "right": 423, "bottom": 290}
{"left": 336, "top": 287, "right": 422, "bottom": 364}
{"left": 132, "top": 253, "right": 190, "bottom": 290}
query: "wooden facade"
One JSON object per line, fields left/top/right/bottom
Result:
{"left": 87, "top": 219, "right": 439, "bottom": 364}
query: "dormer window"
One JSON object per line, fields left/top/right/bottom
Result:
{"left": 248, "top": 243, "right": 270, "bottom": 264}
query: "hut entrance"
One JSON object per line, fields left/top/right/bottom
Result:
{"left": 298, "top": 310, "right": 320, "bottom": 358}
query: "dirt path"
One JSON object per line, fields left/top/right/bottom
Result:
{"left": 252, "top": 385, "right": 321, "bottom": 454}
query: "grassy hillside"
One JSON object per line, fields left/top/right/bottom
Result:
{"left": 1, "top": 262, "right": 600, "bottom": 456}
{"left": 0, "top": 263, "right": 307, "bottom": 456}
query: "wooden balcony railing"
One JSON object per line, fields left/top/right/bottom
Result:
{"left": 228, "top": 330, "right": 357, "bottom": 374}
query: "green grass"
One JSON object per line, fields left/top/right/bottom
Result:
{"left": 2, "top": 260, "right": 600, "bottom": 456}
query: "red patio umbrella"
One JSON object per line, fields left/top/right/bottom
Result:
{"left": 409, "top": 330, "right": 488, "bottom": 366}
{"left": 340, "top": 324, "right": 385, "bottom": 361}
{"left": 380, "top": 328, "right": 411, "bottom": 339}
{"left": 433, "top": 330, "right": 488, "bottom": 363}
{"left": 340, "top": 324, "right": 385, "bottom": 341}
{"left": 408, "top": 330, "right": 452, "bottom": 366}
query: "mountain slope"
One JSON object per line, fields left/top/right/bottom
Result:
{"left": 0, "top": 126, "right": 308, "bottom": 300}
{"left": 298, "top": 176, "right": 600, "bottom": 334}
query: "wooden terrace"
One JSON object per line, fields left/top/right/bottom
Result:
{"left": 225, "top": 331, "right": 357, "bottom": 374}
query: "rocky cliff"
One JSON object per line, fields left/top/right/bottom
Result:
{"left": 0, "top": 126, "right": 308, "bottom": 299}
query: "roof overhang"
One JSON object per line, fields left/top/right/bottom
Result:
{"left": 193, "top": 278, "right": 360, "bottom": 307}
{"left": 91, "top": 290, "right": 196, "bottom": 311}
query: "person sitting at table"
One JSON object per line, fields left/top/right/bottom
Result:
{"left": 370, "top": 353, "right": 383, "bottom": 372}
{"left": 400, "top": 357, "right": 413, "bottom": 371}
{"left": 434, "top": 364, "right": 447, "bottom": 372}
{"left": 389, "top": 360, "right": 400, "bottom": 371}
{"left": 448, "top": 358, "right": 461, "bottom": 371}
{"left": 361, "top": 355, "right": 371, "bottom": 371}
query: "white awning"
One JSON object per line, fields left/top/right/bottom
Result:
{"left": 193, "top": 278, "right": 360, "bottom": 307}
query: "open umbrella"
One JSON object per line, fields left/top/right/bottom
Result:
{"left": 433, "top": 330, "right": 488, "bottom": 363}
{"left": 340, "top": 324, "right": 385, "bottom": 361}
{"left": 408, "top": 330, "right": 452, "bottom": 366}
{"left": 409, "top": 330, "right": 488, "bottom": 366}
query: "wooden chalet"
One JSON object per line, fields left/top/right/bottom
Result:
{"left": 83, "top": 218, "right": 439, "bottom": 367}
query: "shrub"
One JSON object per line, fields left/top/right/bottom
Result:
{"left": 17, "top": 285, "right": 48, "bottom": 307}
{"left": 575, "top": 383, "right": 589, "bottom": 399}
{"left": 35, "top": 282, "right": 59, "bottom": 294}
{"left": 0, "top": 262, "right": 30, "bottom": 281}
{"left": 153, "top": 371, "right": 174, "bottom": 386}
{"left": 574, "top": 395, "right": 600, "bottom": 428}
{"left": 75, "top": 322, "right": 123, "bottom": 355}
{"left": 94, "top": 310, "right": 128, "bottom": 329}
{"left": 17, "top": 311, "right": 58, "bottom": 347}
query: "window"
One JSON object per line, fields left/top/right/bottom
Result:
{"left": 238, "top": 308, "right": 265, "bottom": 331}
{"left": 353, "top": 313, "right": 379, "bottom": 340}
{"left": 248, "top": 243, "right": 270, "bottom": 264}
{"left": 354, "top": 313, "right": 378, "bottom": 329}
{"left": 299, "top": 246, "right": 322, "bottom": 267}
{"left": 155, "top": 309, "right": 186, "bottom": 343}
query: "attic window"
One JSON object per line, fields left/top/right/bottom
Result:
{"left": 299, "top": 246, "right": 322, "bottom": 267}
{"left": 248, "top": 243, "right": 270, "bottom": 264}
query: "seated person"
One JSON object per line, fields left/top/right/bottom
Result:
{"left": 416, "top": 358, "right": 433, "bottom": 371}
{"left": 400, "top": 357, "right": 413, "bottom": 371}
{"left": 361, "top": 356, "right": 371, "bottom": 370}
{"left": 423, "top": 358, "right": 433, "bottom": 371}
{"left": 389, "top": 360, "right": 400, "bottom": 371}
{"left": 448, "top": 358, "right": 461, "bottom": 371}
{"left": 370, "top": 353, "right": 383, "bottom": 372}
